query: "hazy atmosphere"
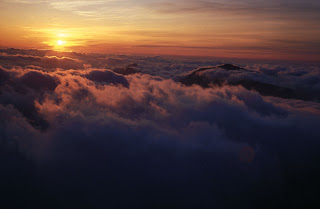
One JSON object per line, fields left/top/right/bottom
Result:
{"left": 1, "top": 0, "right": 320, "bottom": 60}
{"left": 1, "top": 1, "right": 320, "bottom": 209}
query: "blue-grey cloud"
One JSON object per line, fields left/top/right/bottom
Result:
{"left": 1, "top": 48, "right": 320, "bottom": 209}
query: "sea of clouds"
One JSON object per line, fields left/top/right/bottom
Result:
{"left": 1, "top": 48, "right": 320, "bottom": 209}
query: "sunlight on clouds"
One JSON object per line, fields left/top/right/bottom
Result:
{"left": 57, "top": 40, "right": 65, "bottom": 45}
{"left": 1, "top": 0, "right": 319, "bottom": 60}
{"left": 27, "top": 28, "right": 98, "bottom": 50}
{"left": 57, "top": 33, "right": 68, "bottom": 38}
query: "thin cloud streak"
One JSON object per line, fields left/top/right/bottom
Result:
{"left": 1, "top": 0, "right": 319, "bottom": 60}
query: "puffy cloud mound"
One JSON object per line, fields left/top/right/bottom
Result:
{"left": 85, "top": 69, "right": 129, "bottom": 88}
{"left": 0, "top": 66, "right": 10, "bottom": 85}
{"left": 0, "top": 49, "right": 320, "bottom": 209}
{"left": 19, "top": 71, "right": 58, "bottom": 91}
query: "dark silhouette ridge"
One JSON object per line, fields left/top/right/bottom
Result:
{"left": 113, "top": 63, "right": 140, "bottom": 75}
{"left": 218, "top": 64, "right": 244, "bottom": 71}
{"left": 179, "top": 64, "right": 245, "bottom": 88}
{"left": 179, "top": 64, "right": 317, "bottom": 102}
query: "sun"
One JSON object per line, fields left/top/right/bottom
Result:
{"left": 57, "top": 40, "right": 64, "bottom": 46}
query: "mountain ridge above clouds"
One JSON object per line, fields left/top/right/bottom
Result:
{"left": 178, "top": 64, "right": 319, "bottom": 102}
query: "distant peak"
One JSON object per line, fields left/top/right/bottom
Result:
{"left": 218, "top": 64, "right": 243, "bottom": 71}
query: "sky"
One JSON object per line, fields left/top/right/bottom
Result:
{"left": 1, "top": 0, "right": 320, "bottom": 61}
{"left": 1, "top": 3, "right": 320, "bottom": 206}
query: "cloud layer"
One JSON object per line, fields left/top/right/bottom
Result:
{"left": 0, "top": 49, "right": 320, "bottom": 208}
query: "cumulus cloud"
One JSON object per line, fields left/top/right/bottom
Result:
{"left": 19, "top": 71, "right": 58, "bottom": 91}
{"left": 1, "top": 48, "right": 320, "bottom": 208}
{"left": 85, "top": 69, "right": 130, "bottom": 88}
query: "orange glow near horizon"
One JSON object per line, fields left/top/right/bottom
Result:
{"left": 0, "top": 0, "right": 319, "bottom": 61}
{"left": 57, "top": 40, "right": 64, "bottom": 46}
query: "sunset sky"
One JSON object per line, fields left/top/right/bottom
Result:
{"left": 1, "top": 0, "right": 320, "bottom": 61}
{"left": 1, "top": 1, "right": 320, "bottom": 208}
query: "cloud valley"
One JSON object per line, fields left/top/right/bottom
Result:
{"left": 0, "top": 49, "right": 320, "bottom": 209}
